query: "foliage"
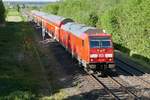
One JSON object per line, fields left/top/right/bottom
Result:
{"left": 100, "top": 0, "right": 150, "bottom": 62}
{"left": 17, "top": 4, "right": 21, "bottom": 12}
{"left": 87, "top": 12, "right": 98, "bottom": 27}
{"left": 40, "top": 89, "right": 68, "bottom": 100}
{"left": 57, "top": 0, "right": 120, "bottom": 25}
{"left": 42, "top": 0, "right": 150, "bottom": 63}
{"left": 0, "top": 0, "right": 6, "bottom": 23}
{"left": 43, "top": 3, "right": 59, "bottom": 15}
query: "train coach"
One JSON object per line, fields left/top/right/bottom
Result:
{"left": 30, "top": 11, "right": 73, "bottom": 40}
{"left": 30, "top": 11, "right": 115, "bottom": 73}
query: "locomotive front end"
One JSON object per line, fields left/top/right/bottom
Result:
{"left": 88, "top": 35, "right": 115, "bottom": 71}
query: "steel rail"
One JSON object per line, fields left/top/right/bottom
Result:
{"left": 90, "top": 74, "right": 120, "bottom": 100}
{"left": 116, "top": 58, "right": 150, "bottom": 86}
{"left": 107, "top": 75, "right": 139, "bottom": 99}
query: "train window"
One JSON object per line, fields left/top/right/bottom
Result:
{"left": 101, "top": 40, "right": 111, "bottom": 48}
{"left": 82, "top": 40, "right": 84, "bottom": 47}
{"left": 90, "top": 40, "right": 99, "bottom": 48}
{"left": 90, "top": 37, "right": 112, "bottom": 48}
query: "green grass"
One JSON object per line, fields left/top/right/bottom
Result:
{"left": 7, "top": 9, "right": 20, "bottom": 16}
{"left": 40, "top": 89, "right": 68, "bottom": 100}
{"left": 0, "top": 14, "right": 45, "bottom": 99}
{"left": 6, "top": 9, "right": 22, "bottom": 22}
{"left": 0, "top": 22, "right": 37, "bottom": 99}
{"left": 0, "top": 9, "right": 69, "bottom": 99}
{"left": 129, "top": 55, "right": 150, "bottom": 73}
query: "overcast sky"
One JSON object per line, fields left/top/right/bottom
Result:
{"left": 3, "top": 0, "right": 58, "bottom": 2}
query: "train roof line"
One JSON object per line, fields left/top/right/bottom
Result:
{"left": 31, "top": 11, "right": 109, "bottom": 38}
{"left": 32, "top": 10, "right": 73, "bottom": 26}
{"left": 61, "top": 22, "right": 104, "bottom": 37}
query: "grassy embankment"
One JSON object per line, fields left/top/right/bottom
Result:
{"left": 0, "top": 9, "right": 44, "bottom": 99}
{"left": 6, "top": 9, "right": 22, "bottom": 22}
{"left": 0, "top": 8, "right": 69, "bottom": 100}
{"left": 43, "top": 0, "right": 150, "bottom": 71}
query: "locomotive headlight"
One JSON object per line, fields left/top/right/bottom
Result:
{"left": 105, "top": 54, "right": 113, "bottom": 58}
{"left": 90, "top": 54, "right": 98, "bottom": 58}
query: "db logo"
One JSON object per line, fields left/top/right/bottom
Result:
{"left": 99, "top": 54, "right": 104, "bottom": 57}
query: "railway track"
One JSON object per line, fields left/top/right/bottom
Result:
{"left": 85, "top": 57, "right": 150, "bottom": 99}
{"left": 116, "top": 58, "right": 150, "bottom": 88}
{"left": 86, "top": 71, "right": 139, "bottom": 100}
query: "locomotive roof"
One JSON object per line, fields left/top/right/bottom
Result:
{"left": 61, "top": 22, "right": 103, "bottom": 37}
{"left": 32, "top": 11, "right": 73, "bottom": 26}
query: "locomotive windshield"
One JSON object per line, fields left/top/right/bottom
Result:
{"left": 90, "top": 37, "right": 112, "bottom": 48}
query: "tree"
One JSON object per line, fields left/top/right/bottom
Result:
{"left": 88, "top": 12, "right": 98, "bottom": 27}
{"left": 43, "top": 3, "right": 59, "bottom": 15}
{"left": 17, "top": 4, "right": 20, "bottom": 12}
{"left": 0, "top": 0, "right": 6, "bottom": 24}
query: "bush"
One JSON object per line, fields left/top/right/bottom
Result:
{"left": 87, "top": 12, "right": 98, "bottom": 27}
{"left": 43, "top": 3, "right": 59, "bottom": 15}
{"left": 100, "top": 0, "right": 150, "bottom": 62}
{"left": 0, "top": 0, "right": 6, "bottom": 24}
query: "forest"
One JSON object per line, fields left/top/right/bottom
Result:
{"left": 43, "top": 0, "right": 150, "bottom": 64}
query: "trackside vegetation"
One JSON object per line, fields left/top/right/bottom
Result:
{"left": 0, "top": 0, "right": 6, "bottom": 24}
{"left": 43, "top": 0, "right": 150, "bottom": 64}
{"left": 0, "top": 9, "right": 45, "bottom": 99}
{"left": 0, "top": 22, "right": 37, "bottom": 99}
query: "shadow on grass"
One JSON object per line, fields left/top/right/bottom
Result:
{"left": 114, "top": 43, "right": 150, "bottom": 64}
{"left": 132, "top": 54, "right": 150, "bottom": 64}
{"left": 0, "top": 22, "right": 40, "bottom": 99}
{"left": 114, "top": 43, "right": 150, "bottom": 74}
{"left": 0, "top": 78, "right": 37, "bottom": 97}
{"left": 114, "top": 43, "right": 130, "bottom": 55}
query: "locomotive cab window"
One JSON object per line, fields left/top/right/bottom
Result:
{"left": 90, "top": 37, "right": 112, "bottom": 48}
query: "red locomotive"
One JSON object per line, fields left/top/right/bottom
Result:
{"left": 30, "top": 11, "right": 115, "bottom": 73}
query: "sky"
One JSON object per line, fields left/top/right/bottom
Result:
{"left": 3, "top": 0, "right": 58, "bottom": 2}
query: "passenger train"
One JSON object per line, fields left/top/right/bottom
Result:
{"left": 29, "top": 11, "right": 115, "bottom": 73}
